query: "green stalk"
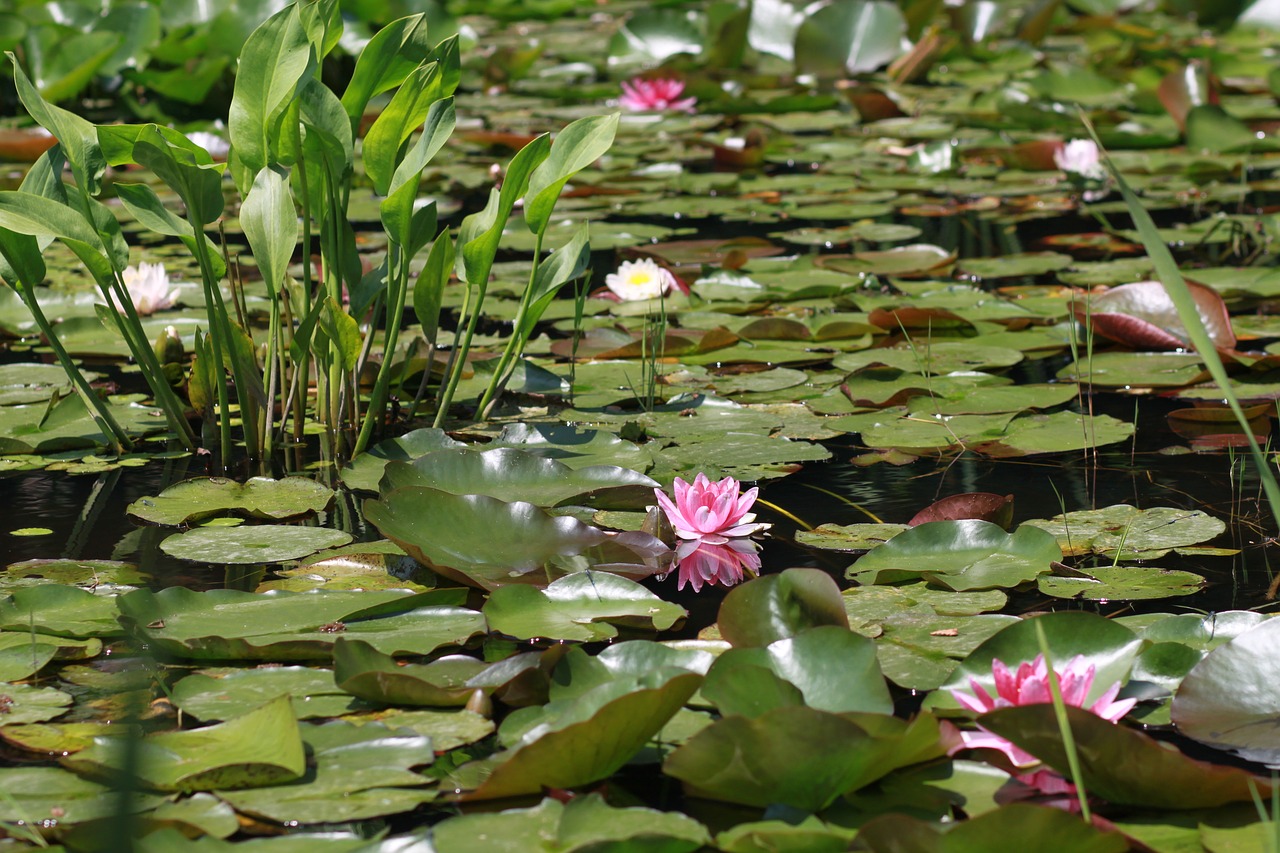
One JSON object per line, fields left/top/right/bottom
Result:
{"left": 16, "top": 285, "right": 132, "bottom": 452}
{"left": 1034, "top": 620, "right": 1091, "bottom": 823}
{"left": 188, "top": 226, "right": 234, "bottom": 463}
{"left": 433, "top": 278, "right": 482, "bottom": 428}
{"left": 1083, "top": 112, "right": 1280, "bottom": 533}
{"left": 262, "top": 288, "right": 281, "bottom": 459}
{"left": 99, "top": 272, "right": 198, "bottom": 450}
{"left": 478, "top": 230, "right": 544, "bottom": 417}
{"left": 291, "top": 119, "right": 313, "bottom": 443}
{"left": 355, "top": 247, "right": 408, "bottom": 454}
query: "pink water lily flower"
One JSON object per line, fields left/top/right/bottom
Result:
{"left": 654, "top": 473, "right": 768, "bottom": 544}
{"left": 1054, "top": 139, "right": 1106, "bottom": 181}
{"left": 663, "top": 537, "right": 760, "bottom": 592}
{"left": 949, "top": 653, "right": 1136, "bottom": 768}
{"left": 619, "top": 77, "right": 697, "bottom": 113}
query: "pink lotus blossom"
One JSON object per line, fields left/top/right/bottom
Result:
{"left": 619, "top": 78, "right": 697, "bottom": 114}
{"left": 949, "top": 653, "right": 1135, "bottom": 769}
{"left": 654, "top": 474, "right": 768, "bottom": 544}
{"left": 662, "top": 537, "right": 760, "bottom": 592}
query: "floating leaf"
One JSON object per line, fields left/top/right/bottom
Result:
{"left": 484, "top": 571, "right": 686, "bottom": 642}
{"left": 462, "top": 668, "right": 701, "bottom": 801}
{"left": 983, "top": 704, "right": 1274, "bottom": 809}
{"left": 334, "top": 638, "right": 487, "bottom": 707}
{"left": 1171, "top": 618, "right": 1280, "bottom": 766}
{"left": 365, "top": 486, "right": 664, "bottom": 590}
{"left": 64, "top": 695, "right": 305, "bottom": 793}
{"left": 848, "top": 520, "right": 1061, "bottom": 591}
{"left": 128, "top": 477, "right": 335, "bottom": 526}
{"left": 432, "top": 794, "right": 710, "bottom": 853}
{"left": 216, "top": 720, "right": 437, "bottom": 823}
{"left": 117, "top": 588, "right": 484, "bottom": 660}
{"left": 664, "top": 707, "right": 940, "bottom": 810}
{"left": 379, "top": 447, "right": 658, "bottom": 509}
{"left": 171, "top": 666, "right": 366, "bottom": 721}
{"left": 160, "top": 525, "right": 353, "bottom": 564}
{"left": 717, "top": 568, "right": 849, "bottom": 648}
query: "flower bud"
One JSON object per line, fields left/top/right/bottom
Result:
{"left": 153, "top": 325, "right": 183, "bottom": 365}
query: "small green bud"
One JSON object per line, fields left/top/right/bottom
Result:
{"left": 154, "top": 325, "right": 183, "bottom": 365}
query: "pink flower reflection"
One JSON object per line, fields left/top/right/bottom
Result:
{"left": 660, "top": 538, "right": 760, "bottom": 592}
{"left": 949, "top": 653, "right": 1136, "bottom": 769}
{"left": 619, "top": 78, "right": 697, "bottom": 113}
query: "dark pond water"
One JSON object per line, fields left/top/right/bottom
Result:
{"left": 2, "top": 383, "right": 1273, "bottom": 621}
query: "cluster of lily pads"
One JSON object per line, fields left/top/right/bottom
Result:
{"left": 5, "top": 0, "right": 1280, "bottom": 848}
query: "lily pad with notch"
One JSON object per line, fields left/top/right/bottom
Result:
{"left": 127, "top": 477, "right": 335, "bottom": 526}
{"left": 117, "top": 587, "right": 486, "bottom": 660}
{"left": 159, "top": 525, "right": 353, "bottom": 564}
{"left": 847, "top": 520, "right": 1061, "bottom": 591}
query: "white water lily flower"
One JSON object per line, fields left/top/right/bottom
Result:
{"left": 115, "top": 262, "right": 180, "bottom": 316}
{"left": 1055, "top": 139, "right": 1107, "bottom": 181}
{"left": 185, "top": 131, "right": 230, "bottom": 160}
{"left": 604, "top": 258, "right": 676, "bottom": 301}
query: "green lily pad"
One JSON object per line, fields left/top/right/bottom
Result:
{"left": 63, "top": 695, "right": 305, "bottom": 793}
{"left": 379, "top": 447, "right": 659, "bottom": 509}
{"left": 983, "top": 704, "right": 1275, "bottom": 809}
{"left": 701, "top": 625, "right": 892, "bottom": 715}
{"left": 462, "top": 668, "right": 701, "bottom": 801}
{"left": 486, "top": 423, "right": 659, "bottom": 472}
{"left": 352, "top": 708, "right": 495, "bottom": 752}
{"left": 365, "top": 486, "right": 665, "bottom": 590}
{"left": 339, "top": 428, "right": 467, "bottom": 493}
{"left": 847, "top": 520, "right": 1062, "bottom": 591}
{"left": 0, "top": 767, "right": 163, "bottom": 825}
{"left": 4, "top": 558, "right": 149, "bottom": 591}
{"left": 433, "top": 793, "right": 710, "bottom": 853}
{"left": 1171, "top": 618, "right": 1280, "bottom": 766}
{"left": 159, "top": 525, "right": 354, "bottom": 564}
{"left": 484, "top": 571, "right": 686, "bottom": 642}
{"left": 0, "top": 682, "right": 73, "bottom": 725}
{"left": 216, "top": 720, "right": 437, "bottom": 823}
{"left": 146, "top": 792, "right": 240, "bottom": 840}
{"left": 0, "top": 363, "right": 95, "bottom": 406}
{"left": 796, "top": 522, "right": 910, "bottom": 552}
{"left": 664, "top": 707, "right": 940, "bottom": 811}
{"left": 1022, "top": 505, "right": 1226, "bottom": 558}
{"left": 1037, "top": 565, "right": 1205, "bottom": 600}
{"left": 853, "top": 803, "right": 1130, "bottom": 853}
{"left": 1, "top": 721, "right": 129, "bottom": 755}
{"left": 333, "top": 639, "right": 487, "bottom": 707}
{"left": 0, "top": 632, "right": 59, "bottom": 681}
{"left": 973, "top": 412, "right": 1136, "bottom": 457}
{"left": 259, "top": 544, "right": 436, "bottom": 593}
{"left": 127, "top": 477, "right": 335, "bottom": 526}
{"left": 117, "top": 588, "right": 485, "bottom": 660}
{"left": 170, "top": 666, "right": 367, "bottom": 721}
{"left": 1057, "top": 351, "right": 1208, "bottom": 388}
{"left": 717, "top": 568, "right": 850, "bottom": 648}
{"left": 0, "top": 584, "right": 122, "bottom": 638}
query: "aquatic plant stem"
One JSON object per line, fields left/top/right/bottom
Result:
{"left": 14, "top": 285, "right": 132, "bottom": 452}
{"left": 478, "top": 231, "right": 545, "bottom": 418}
{"left": 434, "top": 277, "right": 485, "bottom": 428}
{"left": 356, "top": 248, "right": 410, "bottom": 454}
